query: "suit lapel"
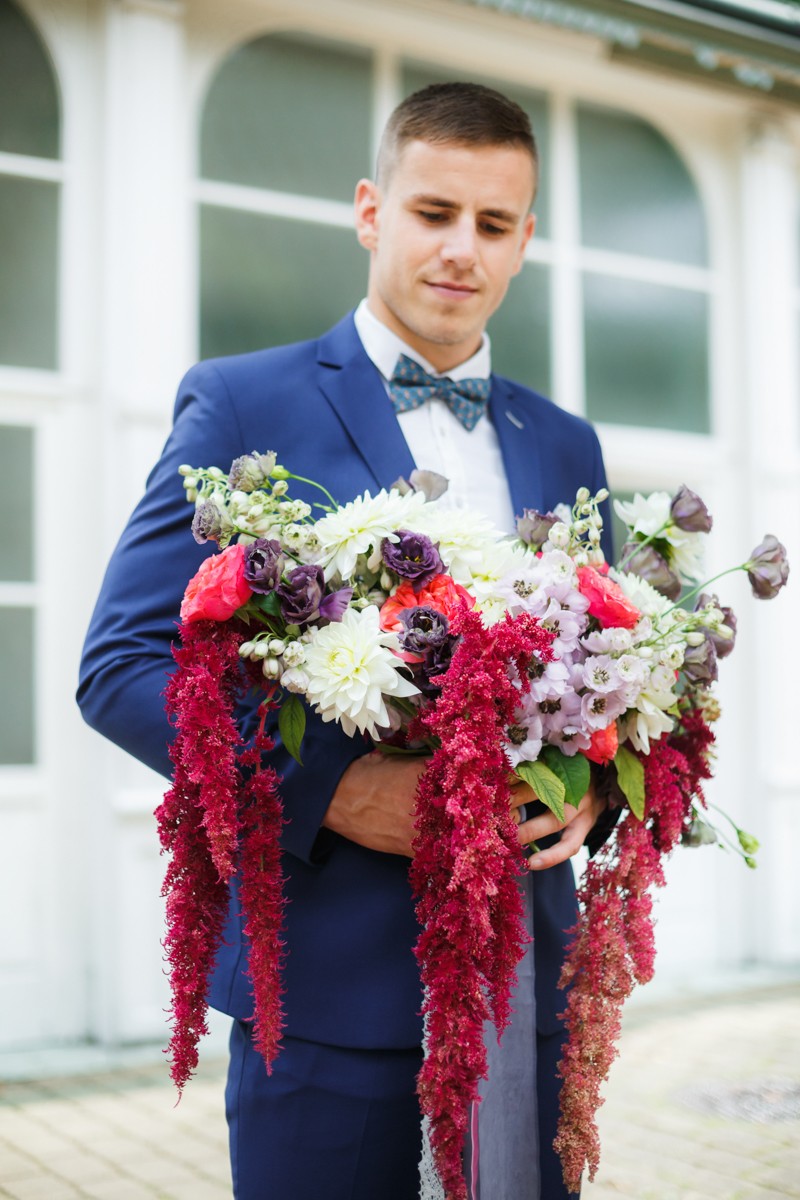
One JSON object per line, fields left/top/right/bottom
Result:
{"left": 317, "top": 316, "right": 416, "bottom": 490}
{"left": 489, "top": 376, "right": 544, "bottom": 518}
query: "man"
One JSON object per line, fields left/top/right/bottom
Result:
{"left": 79, "top": 82, "right": 611, "bottom": 1199}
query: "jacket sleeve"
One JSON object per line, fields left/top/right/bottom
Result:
{"left": 77, "top": 360, "right": 368, "bottom": 866}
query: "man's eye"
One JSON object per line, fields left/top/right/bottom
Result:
{"left": 419, "top": 210, "right": 448, "bottom": 222}
{"left": 481, "top": 223, "right": 506, "bottom": 236}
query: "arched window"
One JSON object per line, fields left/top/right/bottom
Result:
{"left": 578, "top": 104, "right": 710, "bottom": 433}
{"left": 0, "top": 0, "right": 60, "bottom": 765}
{"left": 199, "top": 32, "right": 372, "bottom": 359}
{"left": 0, "top": 0, "right": 60, "bottom": 370}
{"left": 196, "top": 34, "right": 711, "bottom": 442}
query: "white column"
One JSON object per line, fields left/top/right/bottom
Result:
{"left": 102, "top": 0, "right": 192, "bottom": 453}
{"left": 739, "top": 120, "right": 800, "bottom": 966}
{"left": 92, "top": 0, "right": 193, "bottom": 1043}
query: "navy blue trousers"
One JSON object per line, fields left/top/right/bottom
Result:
{"left": 225, "top": 1020, "right": 579, "bottom": 1199}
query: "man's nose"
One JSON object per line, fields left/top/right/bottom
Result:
{"left": 441, "top": 219, "right": 477, "bottom": 269}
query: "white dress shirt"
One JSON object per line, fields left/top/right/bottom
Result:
{"left": 353, "top": 299, "right": 516, "bottom": 535}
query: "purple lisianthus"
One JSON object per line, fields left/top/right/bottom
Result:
{"left": 382, "top": 531, "right": 444, "bottom": 593}
{"left": 191, "top": 500, "right": 232, "bottom": 545}
{"left": 670, "top": 484, "right": 713, "bottom": 533}
{"left": 277, "top": 564, "right": 325, "bottom": 625}
{"left": 397, "top": 605, "right": 449, "bottom": 656}
{"left": 318, "top": 587, "right": 353, "bottom": 623}
{"left": 390, "top": 469, "right": 449, "bottom": 501}
{"left": 417, "top": 635, "right": 459, "bottom": 698}
{"left": 620, "top": 542, "right": 681, "bottom": 600}
{"left": 228, "top": 450, "right": 276, "bottom": 492}
{"left": 516, "top": 508, "right": 558, "bottom": 549}
{"left": 243, "top": 538, "right": 285, "bottom": 593}
{"left": 682, "top": 634, "right": 718, "bottom": 684}
{"left": 746, "top": 535, "right": 790, "bottom": 599}
{"left": 695, "top": 593, "right": 737, "bottom": 660}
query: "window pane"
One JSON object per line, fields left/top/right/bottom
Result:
{"left": 487, "top": 262, "right": 550, "bottom": 395}
{"left": 0, "top": 607, "right": 34, "bottom": 764}
{"left": 0, "top": 0, "right": 59, "bottom": 158}
{"left": 0, "top": 176, "right": 58, "bottom": 369}
{"left": 578, "top": 103, "right": 707, "bottom": 266}
{"left": 584, "top": 274, "right": 709, "bottom": 433}
{"left": 201, "top": 33, "right": 372, "bottom": 203}
{"left": 0, "top": 426, "right": 33, "bottom": 582}
{"left": 401, "top": 63, "right": 550, "bottom": 238}
{"left": 200, "top": 208, "right": 367, "bottom": 359}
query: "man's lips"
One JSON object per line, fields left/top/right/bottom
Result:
{"left": 426, "top": 281, "right": 478, "bottom": 300}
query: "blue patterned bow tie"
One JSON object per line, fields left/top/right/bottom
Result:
{"left": 388, "top": 354, "right": 491, "bottom": 432}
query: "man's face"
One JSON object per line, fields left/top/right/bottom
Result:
{"left": 354, "top": 139, "right": 536, "bottom": 373}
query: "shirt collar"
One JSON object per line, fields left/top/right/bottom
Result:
{"left": 354, "top": 298, "right": 491, "bottom": 383}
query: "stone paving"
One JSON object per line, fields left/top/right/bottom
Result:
{"left": 0, "top": 982, "right": 798, "bottom": 1199}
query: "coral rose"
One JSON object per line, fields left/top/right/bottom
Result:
{"left": 180, "top": 543, "right": 253, "bottom": 623}
{"left": 379, "top": 574, "right": 474, "bottom": 651}
{"left": 576, "top": 565, "right": 640, "bottom": 630}
{"left": 583, "top": 722, "right": 619, "bottom": 765}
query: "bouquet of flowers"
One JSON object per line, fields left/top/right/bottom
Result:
{"left": 158, "top": 451, "right": 788, "bottom": 1198}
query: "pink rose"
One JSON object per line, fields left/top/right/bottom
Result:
{"left": 180, "top": 543, "right": 253, "bottom": 623}
{"left": 576, "top": 565, "right": 640, "bottom": 630}
{"left": 583, "top": 722, "right": 619, "bottom": 765}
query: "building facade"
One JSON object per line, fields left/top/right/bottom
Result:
{"left": 1, "top": 0, "right": 798, "bottom": 1050}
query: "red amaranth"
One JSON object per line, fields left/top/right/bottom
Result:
{"left": 157, "top": 619, "right": 286, "bottom": 1091}
{"left": 410, "top": 606, "right": 554, "bottom": 1199}
{"left": 554, "top": 710, "right": 714, "bottom": 1192}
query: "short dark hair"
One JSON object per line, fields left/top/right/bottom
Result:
{"left": 377, "top": 81, "right": 538, "bottom": 196}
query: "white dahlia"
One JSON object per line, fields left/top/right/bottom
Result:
{"left": 314, "top": 489, "right": 428, "bottom": 581}
{"left": 411, "top": 505, "right": 499, "bottom": 584}
{"left": 302, "top": 606, "right": 419, "bottom": 738}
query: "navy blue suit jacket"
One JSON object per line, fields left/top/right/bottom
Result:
{"left": 78, "top": 313, "right": 611, "bottom": 1046}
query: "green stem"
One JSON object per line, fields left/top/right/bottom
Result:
{"left": 616, "top": 520, "right": 670, "bottom": 572}
{"left": 284, "top": 473, "right": 338, "bottom": 510}
{"left": 662, "top": 565, "right": 744, "bottom": 617}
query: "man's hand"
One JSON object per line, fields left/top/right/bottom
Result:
{"left": 509, "top": 776, "right": 607, "bottom": 871}
{"left": 322, "top": 750, "right": 428, "bottom": 857}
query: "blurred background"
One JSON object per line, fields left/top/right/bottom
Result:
{"left": 0, "top": 0, "right": 798, "bottom": 1059}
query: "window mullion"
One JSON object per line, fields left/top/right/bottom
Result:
{"left": 549, "top": 93, "right": 584, "bottom": 417}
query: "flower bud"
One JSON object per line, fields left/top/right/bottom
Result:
{"left": 262, "top": 657, "right": 281, "bottom": 679}
{"left": 738, "top": 829, "right": 760, "bottom": 855}
{"left": 670, "top": 484, "right": 712, "bottom": 533}
{"left": 548, "top": 522, "right": 571, "bottom": 550}
{"left": 268, "top": 638, "right": 285, "bottom": 656}
{"left": 238, "top": 641, "right": 255, "bottom": 658}
{"left": 271, "top": 465, "right": 290, "bottom": 480}
{"left": 685, "top": 631, "right": 706, "bottom": 646}
{"left": 272, "top": 480, "right": 289, "bottom": 497}
{"left": 576, "top": 487, "right": 590, "bottom": 505}
{"left": 595, "top": 488, "right": 609, "bottom": 503}
{"left": 745, "top": 535, "right": 790, "bottom": 600}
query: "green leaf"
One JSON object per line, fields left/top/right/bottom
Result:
{"left": 541, "top": 746, "right": 591, "bottom": 810}
{"left": 252, "top": 591, "right": 282, "bottom": 618}
{"left": 515, "top": 760, "right": 566, "bottom": 823}
{"left": 278, "top": 694, "right": 306, "bottom": 766}
{"left": 614, "top": 744, "right": 646, "bottom": 820}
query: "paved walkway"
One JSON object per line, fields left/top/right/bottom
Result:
{"left": 1, "top": 982, "right": 798, "bottom": 1199}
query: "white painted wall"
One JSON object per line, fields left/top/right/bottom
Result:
{"left": 1, "top": 0, "right": 798, "bottom": 1053}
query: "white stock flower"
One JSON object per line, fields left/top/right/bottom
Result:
{"left": 302, "top": 606, "right": 419, "bottom": 738}
{"left": 280, "top": 668, "right": 309, "bottom": 694}
{"left": 314, "top": 489, "right": 428, "bottom": 582}
{"left": 619, "top": 701, "right": 675, "bottom": 754}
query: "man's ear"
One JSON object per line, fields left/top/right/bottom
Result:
{"left": 512, "top": 212, "right": 536, "bottom": 276}
{"left": 354, "top": 179, "right": 380, "bottom": 251}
